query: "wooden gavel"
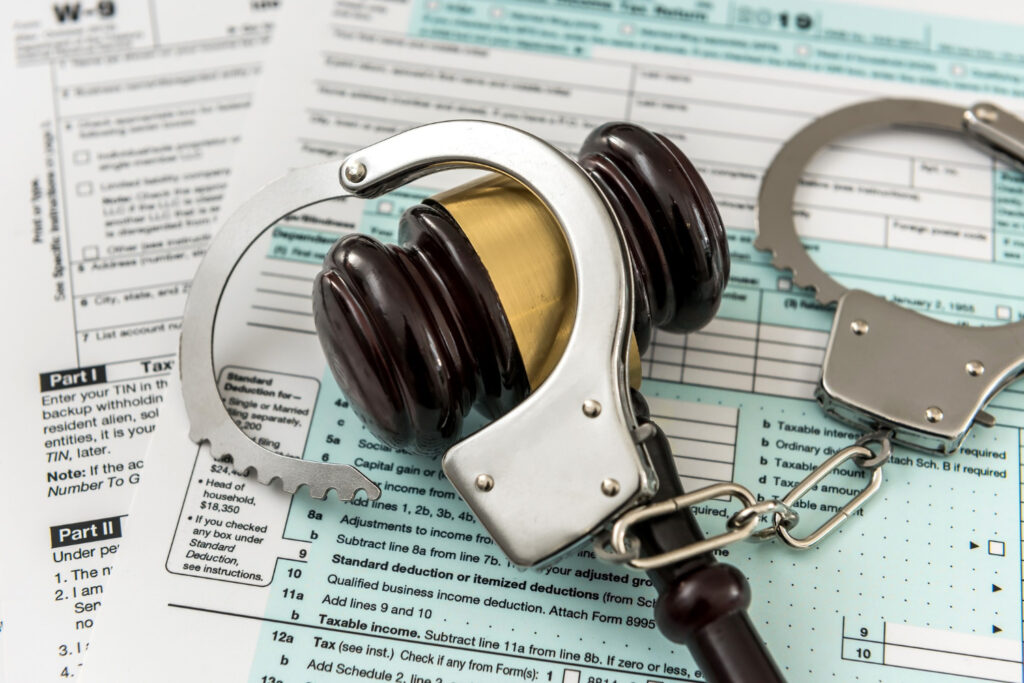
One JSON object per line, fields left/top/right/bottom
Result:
{"left": 312, "top": 123, "right": 784, "bottom": 683}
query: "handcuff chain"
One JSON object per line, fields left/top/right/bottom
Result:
{"left": 597, "top": 430, "right": 893, "bottom": 570}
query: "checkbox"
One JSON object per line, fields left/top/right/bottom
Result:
{"left": 76, "top": 181, "right": 93, "bottom": 197}
{"left": 778, "top": 277, "right": 792, "bottom": 291}
{"left": 996, "top": 305, "right": 1011, "bottom": 320}
{"left": 72, "top": 150, "right": 90, "bottom": 165}
{"left": 989, "top": 540, "right": 1005, "bottom": 556}
{"left": 562, "top": 671, "right": 580, "bottom": 683}
{"left": 82, "top": 246, "right": 99, "bottom": 260}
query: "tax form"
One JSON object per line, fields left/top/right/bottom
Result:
{"left": 84, "top": 0, "right": 1024, "bottom": 681}
{"left": 0, "top": 601, "right": 5, "bottom": 683}
{"left": 0, "top": 1, "right": 276, "bottom": 680}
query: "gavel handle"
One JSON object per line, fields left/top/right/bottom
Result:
{"left": 630, "top": 392, "right": 786, "bottom": 683}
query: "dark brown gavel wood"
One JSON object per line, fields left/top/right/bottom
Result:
{"left": 632, "top": 391, "right": 786, "bottom": 683}
{"left": 315, "top": 122, "right": 728, "bottom": 454}
{"left": 313, "top": 123, "right": 785, "bottom": 682}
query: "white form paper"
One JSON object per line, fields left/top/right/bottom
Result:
{"left": 85, "top": 0, "right": 1024, "bottom": 682}
{"left": 0, "top": 565, "right": 5, "bottom": 680}
{"left": 0, "top": 1, "right": 276, "bottom": 680}
{"left": 0, "top": 237, "right": 8, "bottom": 683}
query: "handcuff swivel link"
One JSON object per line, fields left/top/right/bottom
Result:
{"left": 599, "top": 430, "right": 892, "bottom": 568}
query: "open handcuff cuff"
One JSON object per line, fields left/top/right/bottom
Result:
{"left": 607, "top": 98, "right": 1024, "bottom": 559}
{"left": 607, "top": 99, "right": 1024, "bottom": 560}
{"left": 180, "top": 99, "right": 1024, "bottom": 677}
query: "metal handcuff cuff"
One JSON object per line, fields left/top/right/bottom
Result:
{"left": 180, "top": 120, "right": 792, "bottom": 682}
{"left": 610, "top": 98, "right": 1024, "bottom": 558}
{"left": 181, "top": 122, "right": 657, "bottom": 562}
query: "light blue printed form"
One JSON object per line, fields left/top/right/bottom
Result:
{"left": 82, "top": 1, "right": 1024, "bottom": 682}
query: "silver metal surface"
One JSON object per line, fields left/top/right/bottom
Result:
{"left": 730, "top": 498, "right": 798, "bottom": 542}
{"left": 757, "top": 98, "right": 1024, "bottom": 453}
{"left": 819, "top": 291, "right": 1024, "bottom": 452}
{"left": 756, "top": 99, "right": 966, "bottom": 306}
{"left": 601, "top": 478, "right": 621, "bottom": 497}
{"left": 342, "top": 161, "right": 366, "bottom": 183}
{"left": 582, "top": 399, "right": 602, "bottom": 417}
{"left": 964, "top": 103, "right": 1024, "bottom": 174}
{"left": 595, "top": 430, "right": 893, "bottom": 565}
{"left": 852, "top": 429, "right": 893, "bottom": 469}
{"left": 976, "top": 410, "right": 998, "bottom": 428}
{"left": 180, "top": 162, "right": 381, "bottom": 501}
{"left": 592, "top": 531, "right": 640, "bottom": 564}
{"left": 183, "top": 120, "right": 652, "bottom": 520}
{"left": 774, "top": 444, "right": 883, "bottom": 549}
{"left": 606, "top": 483, "right": 759, "bottom": 570}
{"left": 368, "top": 123, "right": 655, "bottom": 567}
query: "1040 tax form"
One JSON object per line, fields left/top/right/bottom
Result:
{"left": 83, "top": 0, "right": 1024, "bottom": 681}
{"left": 0, "top": 0, "right": 276, "bottom": 679}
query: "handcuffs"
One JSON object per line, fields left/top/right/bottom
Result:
{"left": 759, "top": 99, "right": 1024, "bottom": 454}
{"left": 181, "top": 98, "right": 1024, "bottom": 568}
{"left": 181, "top": 121, "right": 650, "bottom": 566}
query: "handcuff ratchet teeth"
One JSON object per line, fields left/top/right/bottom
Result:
{"left": 756, "top": 99, "right": 1024, "bottom": 454}
{"left": 180, "top": 120, "right": 654, "bottom": 566}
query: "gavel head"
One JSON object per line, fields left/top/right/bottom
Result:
{"left": 313, "top": 123, "right": 728, "bottom": 454}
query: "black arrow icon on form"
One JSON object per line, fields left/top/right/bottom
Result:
{"left": 993, "top": 584, "right": 1002, "bottom": 592}
{"left": 993, "top": 626, "right": 1003, "bottom": 634}
{"left": 970, "top": 541, "right": 979, "bottom": 549}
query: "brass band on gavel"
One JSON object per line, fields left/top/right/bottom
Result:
{"left": 311, "top": 122, "right": 786, "bottom": 683}
{"left": 314, "top": 122, "right": 728, "bottom": 454}
{"left": 430, "top": 174, "right": 643, "bottom": 392}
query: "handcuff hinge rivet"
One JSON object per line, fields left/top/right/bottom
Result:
{"left": 966, "top": 360, "right": 985, "bottom": 377}
{"left": 925, "top": 406, "right": 944, "bottom": 423}
{"left": 850, "top": 319, "right": 869, "bottom": 335}
{"left": 582, "top": 399, "right": 602, "bottom": 417}
{"left": 601, "top": 478, "right": 620, "bottom": 497}
{"left": 344, "top": 161, "right": 367, "bottom": 183}
{"left": 976, "top": 105, "right": 999, "bottom": 123}
{"left": 475, "top": 474, "right": 494, "bottom": 492}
